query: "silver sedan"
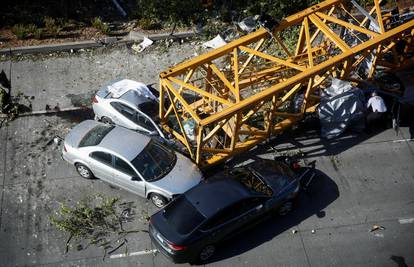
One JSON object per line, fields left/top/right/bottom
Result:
{"left": 62, "top": 120, "right": 203, "bottom": 207}
{"left": 92, "top": 79, "right": 165, "bottom": 138}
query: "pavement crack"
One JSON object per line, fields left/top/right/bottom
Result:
{"left": 0, "top": 124, "right": 8, "bottom": 230}
{"left": 297, "top": 225, "right": 312, "bottom": 267}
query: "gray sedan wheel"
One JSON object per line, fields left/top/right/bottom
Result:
{"left": 150, "top": 193, "right": 167, "bottom": 208}
{"left": 278, "top": 201, "right": 293, "bottom": 216}
{"left": 75, "top": 163, "right": 94, "bottom": 179}
{"left": 199, "top": 245, "right": 215, "bottom": 262}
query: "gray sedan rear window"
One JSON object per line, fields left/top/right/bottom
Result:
{"left": 79, "top": 125, "right": 114, "bottom": 147}
{"left": 164, "top": 196, "right": 206, "bottom": 235}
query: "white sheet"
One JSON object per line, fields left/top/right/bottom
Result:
{"left": 107, "top": 79, "right": 157, "bottom": 101}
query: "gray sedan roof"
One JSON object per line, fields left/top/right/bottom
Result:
{"left": 99, "top": 125, "right": 151, "bottom": 161}
{"left": 185, "top": 179, "right": 252, "bottom": 218}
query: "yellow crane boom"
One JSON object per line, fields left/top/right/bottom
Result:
{"left": 159, "top": 0, "right": 414, "bottom": 167}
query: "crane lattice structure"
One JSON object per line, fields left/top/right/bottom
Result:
{"left": 159, "top": 0, "right": 414, "bottom": 167}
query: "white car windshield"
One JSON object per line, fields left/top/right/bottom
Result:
{"left": 131, "top": 140, "right": 176, "bottom": 182}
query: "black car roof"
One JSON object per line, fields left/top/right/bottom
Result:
{"left": 184, "top": 179, "right": 253, "bottom": 218}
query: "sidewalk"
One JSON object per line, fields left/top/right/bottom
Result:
{"left": 0, "top": 42, "right": 197, "bottom": 113}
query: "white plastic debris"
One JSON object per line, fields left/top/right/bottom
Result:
{"left": 324, "top": 78, "right": 353, "bottom": 96}
{"left": 183, "top": 119, "right": 196, "bottom": 141}
{"left": 53, "top": 136, "right": 61, "bottom": 145}
{"left": 238, "top": 16, "right": 259, "bottom": 33}
{"left": 106, "top": 79, "right": 157, "bottom": 101}
{"left": 132, "top": 37, "right": 153, "bottom": 53}
{"left": 202, "top": 34, "right": 227, "bottom": 49}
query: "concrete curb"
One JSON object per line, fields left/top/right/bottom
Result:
{"left": 0, "top": 31, "right": 198, "bottom": 56}
{"left": 0, "top": 40, "right": 103, "bottom": 56}
{"left": 135, "top": 31, "right": 196, "bottom": 41}
{"left": 0, "top": 106, "right": 90, "bottom": 119}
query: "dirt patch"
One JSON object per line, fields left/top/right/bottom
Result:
{"left": 66, "top": 92, "right": 96, "bottom": 107}
{"left": 0, "top": 27, "right": 107, "bottom": 49}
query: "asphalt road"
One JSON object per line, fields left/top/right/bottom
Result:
{"left": 0, "top": 44, "right": 413, "bottom": 267}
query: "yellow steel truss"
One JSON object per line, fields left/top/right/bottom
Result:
{"left": 159, "top": 0, "right": 414, "bottom": 167}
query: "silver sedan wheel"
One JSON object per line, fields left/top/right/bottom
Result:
{"left": 76, "top": 164, "right": 92, "bottom": 179}
{"left": 199, "top": 245, "right": 215, "bottom": 261}
{"left": 150, "top": 194, "right": 167, "bottom": 208}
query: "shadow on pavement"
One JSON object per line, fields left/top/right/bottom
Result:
{"left": 206, "top": 169, "right": 339, "bottom": 263}
{"left": 232, "top": 107, "right": 414, "bottom": 162}
{"left": 52, "top": 107, "right": 94, "bottom": 123}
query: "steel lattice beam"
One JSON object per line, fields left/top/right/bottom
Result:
{"left": 159, "top": 0, "right": 414, "bottom": 167}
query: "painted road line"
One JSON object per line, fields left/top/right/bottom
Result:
{"left": 392, "top": 139, "right": 414, "bottom": 143}
{"left": 110, "top": 249, "right": 158, "bottom": 259}
{"left": 398, "top": 218, "right": 414, "bottom": 224}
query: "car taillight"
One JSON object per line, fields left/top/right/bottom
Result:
{"left": 63, "top": 145, "right": 67, "bottom": 152}
{"left": 92, "top": 96, "right": 98, "bottom": 103}
{"left": 166, "top": 242, "right": 187, "bottom": 251}
{"left": 292, "top": 162, "right": 301, "bottom": 170}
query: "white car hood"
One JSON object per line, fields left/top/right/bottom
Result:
{"left": 150, "top": 153, "right": 203, "bottom": 195}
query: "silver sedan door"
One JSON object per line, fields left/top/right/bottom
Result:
{"left": 112, "top": 155, "right": 146, "bottom": 197}
{"left": 109, "top": 101, "right": 137, "bottom": 130}
{"left": 88, "top": 151, "right": 119, "bottom": 183}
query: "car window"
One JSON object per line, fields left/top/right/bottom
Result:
{"left": 111, "top": 101, "right": 137, "bottom": 121}
{"left": 254, "top": 160, "right": 295, "bottom": 177}
{"left": 79, "top": 125, "right": 114, "bottom": 147}
{"left": 113, "top": 156, "right": 137, "bottom": 177}
{"left": 112, "top": 101, "right": 156, "bottom": 131}
{"left": 131, "top": 140, "right": 177, "bottom": 182}
{"left": 138, "top": 101, "right": 159, "bottom": 120}
{"left": 110, "top": 101, "right": 124, "bottom": 113}
{"left": 119, "top": 103, "right": 137, "bottom": 121}
{"left": 90, "top": 151, "right": 113, "bottom": 166}
{"left": 163, "top": 195, "right": 206, "bottom": 235}
{"left": 252, "top": 161, "right": 296, "bottom": 194}
{"left": 230, "top": 168, "right": 273, "bottom": 196}
{"left": 136, "top": 113, "right": 156, "bottom": 131}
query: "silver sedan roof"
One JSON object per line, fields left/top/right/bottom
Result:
{"left": 99, "top": 125, "right": 151, "bottom": 161}
{"left": 67, "top": 120, "right": 151, "bottom": 161}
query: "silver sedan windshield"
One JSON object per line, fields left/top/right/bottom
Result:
{"left": 131, "top": 140, "right": 176, "bottom": 182}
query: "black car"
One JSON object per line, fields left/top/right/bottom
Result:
{"left": 149, "top": 159, "right": 300, "bottom": 264}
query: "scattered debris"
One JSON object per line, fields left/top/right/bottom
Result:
{"left": 202, "top": 34, "right": 227, "bottom": 49}
{"left": 273, "top": 148, "right": 305, "bottom": 159}
{"left": 50, "top": 194, "right": 146, "bottom": 259}
{"left": 0, "top": 70, "right": 32, "bottom": 127}
{"left": 238, "top": 16, "right": 259, "bottom": 33}
{"left": 370, "top": 224, "right": 385, "bottom": 232}
{"left": 131, "top": 37, "right": 153, "bottom": 53}
{"left": 374, "top": 233, "right": 384, "bottom": 238}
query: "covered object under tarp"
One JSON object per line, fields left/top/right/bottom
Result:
{"left": 318, "top": 79, "right": 366, "bottom": 139}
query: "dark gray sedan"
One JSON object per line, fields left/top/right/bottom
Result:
{"left": 149, "top": 159, "right": 300, "bottom": 263}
